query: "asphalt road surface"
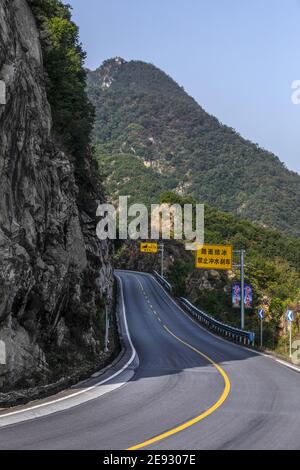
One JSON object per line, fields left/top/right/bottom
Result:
{"left": 0, "top": 271, "right": 300, "bottom": 450}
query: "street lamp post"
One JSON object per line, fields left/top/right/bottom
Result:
{"left": 234, "top": 249, "right": 246, "bottom": 330}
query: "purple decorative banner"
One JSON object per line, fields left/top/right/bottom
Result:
{"left": 232, "top": 284, "right": 253, "bottom": 309}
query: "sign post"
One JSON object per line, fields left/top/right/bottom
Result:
{"left": 258, "top": 309, "right": 265, "bottom": 349}
{"left": 159, "top": 241, "right": 164, "bottom": 278}
{"left": 140, "top": 241, "right": 165, "bottom": 278}
{"left": 286, "top": 310, "right": 294, "bottom": 358}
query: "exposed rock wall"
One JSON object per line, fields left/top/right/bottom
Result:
{"left": 0, "top": 0, "right": 113, "bottom": 391}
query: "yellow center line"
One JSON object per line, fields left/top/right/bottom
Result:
{"left": 127, "top": 325, "right": 231, "bottom": 451}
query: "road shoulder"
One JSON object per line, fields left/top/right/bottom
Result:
{"left": 0, "top": 275, "right": 137, "bottom": 428}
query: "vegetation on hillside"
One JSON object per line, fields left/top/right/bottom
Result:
{"left": 30, "top": 0, "right": 98, "bottom": 206}
{"left": 87, "top": 59, "right": 300, "bottom": 237}
{"left": 166, "top": 192, "right": 300, "bottom": 352}
{"left": 95, "top": 147, "right": 173, "bottom": 206}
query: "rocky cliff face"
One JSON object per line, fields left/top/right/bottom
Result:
{"left": 0, "top": 0, "right": 113, "bottom": 393}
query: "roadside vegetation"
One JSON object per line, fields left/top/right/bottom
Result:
{"left": 88, "top": 59, "right": 300, "bottom": 237}
{"left": 114, "top": 191, "right": 300, "bottom": 359}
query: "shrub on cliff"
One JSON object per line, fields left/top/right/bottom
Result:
{"left": 29, "top": 0, "right": 95, "bottom": 197}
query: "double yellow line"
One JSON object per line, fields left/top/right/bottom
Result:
{"left": 127, "top": 325, "right": 231, "bottom": 450}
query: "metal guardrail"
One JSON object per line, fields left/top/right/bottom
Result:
{"left": 180, "top": 298, "right": 255, "bottom": 346}
{"left": 153, "top": 271, "right": 173, "bottom": 293}
{"left": 153, "top": 271, "right": 255, "bottom": 346}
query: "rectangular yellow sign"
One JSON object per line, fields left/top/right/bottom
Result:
{"left": 196, "top": 244, "right": 233, "bottom": 270}
{"left": 140, "top": 242, "right": 158, "bottom": 253}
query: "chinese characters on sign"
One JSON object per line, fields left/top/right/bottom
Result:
{"left": 232, "top": 284, "right": 253, "bottom": 309}
{"left": 140, "top": 242, "right": 158, "bottom": 253}
{"left": 196, "top": 244, "right": 233, "bottom": 270}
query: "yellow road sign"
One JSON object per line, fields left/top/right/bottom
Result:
{"left": 196, "top": 244, "right": 233, "bottom": 270}
{"left": 140, "top": 242, "right": 158, "bottom": 253}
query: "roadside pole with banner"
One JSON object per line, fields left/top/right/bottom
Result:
{"left": 258, "top": 309, "right": 265, "bottom": 349}
{"left": 286, "top": 310, "right": 294, "bottom": 358}
{"left": 233, "top": 250, "right": 247, "bottom": 330}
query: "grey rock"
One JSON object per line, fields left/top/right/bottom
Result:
{"left": 0, "top": 0, "right": 113, "bottom": 392}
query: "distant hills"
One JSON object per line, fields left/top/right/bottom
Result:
{"left": 87, "top": 58, "right": 300, "bottom": 237}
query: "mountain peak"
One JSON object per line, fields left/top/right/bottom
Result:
{"left": 88, "top": 57, "right": 127, "bottom": 90}
{"left": 88, "top": 59, "right": 187, "bottom": 97}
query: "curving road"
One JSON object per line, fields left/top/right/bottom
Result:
{"left": 0, "top": 271, "right": 300, "bottom": 450}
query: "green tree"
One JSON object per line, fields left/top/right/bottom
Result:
{"left": 30, "top": 0, "right": 97, "bottom": 205}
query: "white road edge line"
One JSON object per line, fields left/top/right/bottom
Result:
{"left": 149, "top": 274, "right": 300, "bottom": 376}
{"left": 0, "top": 275, "right": 137, "bottom": 424}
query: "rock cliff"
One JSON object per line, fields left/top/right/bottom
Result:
{"left": 0, "top": 0, "right": 114, "bottom": 394}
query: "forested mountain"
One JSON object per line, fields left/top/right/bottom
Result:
{"left": 87, "top": 58, "right": 300, "bottom": 237}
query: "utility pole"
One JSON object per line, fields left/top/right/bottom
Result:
{"left": 258, "top": 309, "right": 264, "bottom": 349}
{"left": 240, "top": 249, "right": 245, "bottom": 330}
{"left": 160, "top": 241, "right": 165, "bottom": 278}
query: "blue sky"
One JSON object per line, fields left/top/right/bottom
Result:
{"left": 68, "top": 0, "right": 300, "bottom": 174}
